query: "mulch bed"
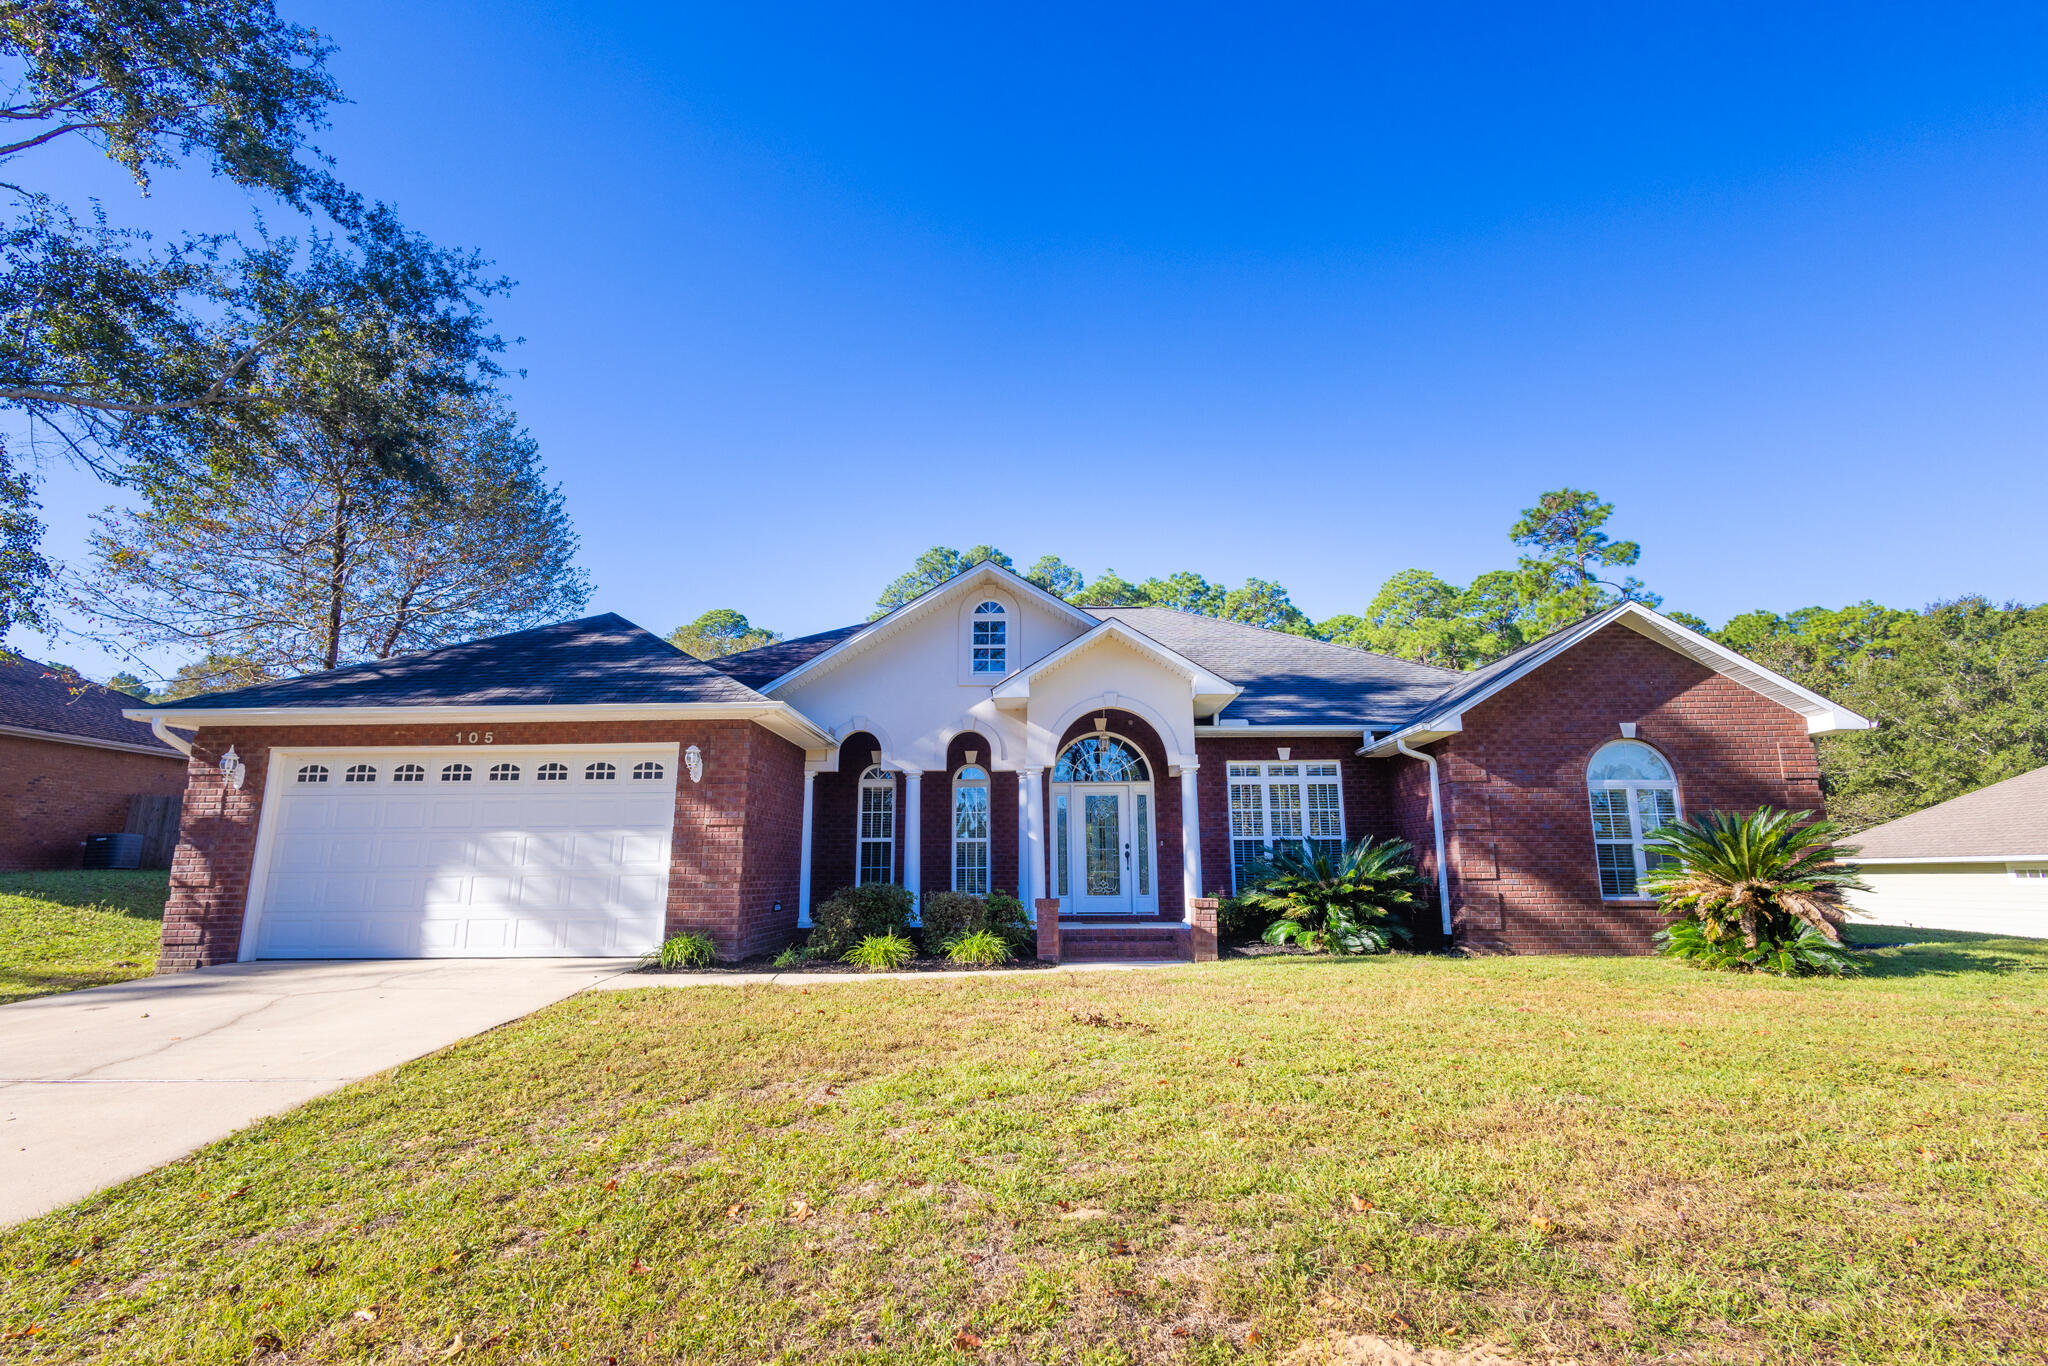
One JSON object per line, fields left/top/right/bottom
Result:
{"left": 636, "top": 952, "right": 1059, "bottom": 976}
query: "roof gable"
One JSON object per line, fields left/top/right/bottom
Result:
{"left": 989, "top": 618, "right": 1240, "bottom": 709}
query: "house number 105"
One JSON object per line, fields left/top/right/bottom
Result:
{"left": 452, "top": 731, "right": 494, "bottom": 744}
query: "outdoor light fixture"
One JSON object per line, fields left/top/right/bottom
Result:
{"left": 218, "top": 745, "right": 246, "bottom": 790}
{"left": 684, "top": 744, "right": 704, "bottom": 784}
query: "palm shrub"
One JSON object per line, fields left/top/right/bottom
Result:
{"left": 842, "top": 932, "right": 916, "bottom": 971}
{"left": 1643, "top": 808, "right": 1867, "bottom": 977}
{"left": 811, "top": 883, "right": 914, "bottom": 957}
{"left": 1244, "top": 837, "right": 1424, "bottom": 955}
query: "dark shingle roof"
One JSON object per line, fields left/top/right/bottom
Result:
{"left": 703, "top": 623, "right": 868, "bottom": 690}
{"left": 1851, "top": 765, "right": 2048, "bottom": 860}
{"left": 160, "top": 614, "right": 770, "bottom": 711}
{"left": 1086, "top": 607, "right": 1461, "bottom": 727}
{"left": 0, "top": 655, "right": 180, "bottom": 753}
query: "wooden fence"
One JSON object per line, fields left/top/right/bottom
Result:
{"left": 124, "top": 793, "right": 183, "bottom": 869}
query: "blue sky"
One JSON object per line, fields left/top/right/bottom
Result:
{"left": 15, "top": 2, "right": 2048, "bottom": 679}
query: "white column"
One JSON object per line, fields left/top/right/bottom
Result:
{"left": 1022, "top": 766, "right": 1047, "bottom": 909}
{"left": 902, "top": 769, "right": 923, "bottom": 917}
{"left": 797, "top": 768, "right": 817, "bottom": 928}
{"left": 1179, "top": 761, "right": 1203, "bottom": 920}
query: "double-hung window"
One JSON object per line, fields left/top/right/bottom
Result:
{"left": 1227, "top": 761, "right": 1345, "bottom": 890}
{"left": 1586, "top": 740, "right": 1680, "bottom": 898}
{"left": 858, "top": 766, "right": 896, "bottom": 885}
{"left": 952, "top": 764, "right": 991, "bottom": 894}
{"left": 971, "top": 601, "right": 1008, "bottom": 674}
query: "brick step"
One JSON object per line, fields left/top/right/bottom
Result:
{"left": 1059, "top": 923, "right": 1192, "bottom": 963}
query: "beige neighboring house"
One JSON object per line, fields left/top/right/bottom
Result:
{"left": 1848, "top": 765, "right": 2048, "bottom": 938}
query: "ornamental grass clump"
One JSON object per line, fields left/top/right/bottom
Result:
{"left": 652, "top": 931, "right": 716, "bottom": 969}
{"left": 842, "top": 932, "right": 916, "bottom": 972}
{"left": 1244, "top": 837, "right": 1424, "bottom": 955}
{"left": 943, "top": 929, "right": 1014, "bottom": 966}
{"left": 1644, "top": 808, "right": 1867, "bottom": 977}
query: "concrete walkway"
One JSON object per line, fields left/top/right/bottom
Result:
{"left": 0, "top": 959, "right": 630, "bottom": 1226}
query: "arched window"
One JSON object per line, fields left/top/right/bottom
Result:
{"left": 343, "top": 763, "right": 376, "bottom": 784}
{"left": 442, "top": 763, "right": 472, "bottom": 782}
{"left": 1587, "top": 740, "right": 1680, "bottom": 898}
{"left": 296, "top": 764, "right": 328, "bottom": 784}
{"left": 536, "top": 762, "right": 569, "bottom": 782}
{"left": 632, "top": 760, "right": 665, "bottom": 780}
{"left": 489, "top": 762, "right": 520, "bottom": 782}
{"left": 1053, "top": 734, "right": 1149, "bottom": 782}
{"left": 858, "top": 765, "right": 895, "bottom": 885}
{"left": 971, "top": 600, "right": 1008, "bottom": 674}
{"left": 392, "top": 763, "right": 425, "bottom": 783}
{"left": 585, "top": 761, "right": 616, "bottom": 781}
{"left": 952, "top": 764, "right": 991, "bottom": 894}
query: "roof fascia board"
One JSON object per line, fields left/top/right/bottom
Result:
{"left": 1194, "top": 724, "right": 1370, "bottom": 738}
{"left": 1853, "top": 854, "right": 2048, "bottom": 865}
{"left": 989, "top": 619, "right": 1240, "bottom": 702}
{"left": 122, "top": 701, "right": 836, "bottom": 748}
{"left": 760, "top": 562, "right": 1100, "bottom": 695}
{"left": 0, "top": 721, "right": 182, "bottom": 759}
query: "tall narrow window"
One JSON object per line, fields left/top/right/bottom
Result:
{"left": 1586, "top": 740, "right": 1680, "bottom": 899}
{"left": 952, "top": 764, "right": 990, "bottom": 894}
{"left": 971, "top": 600, "right": 1008, "bottom": 674}
{"left": 858, "top": 765, "right": 896, "bottom": 885}
{"left": 1134, "top": 792, "right": 1151, "bottom": 896}
{"left": 1054, "top": 793, "right": 1070, "bottom": 897}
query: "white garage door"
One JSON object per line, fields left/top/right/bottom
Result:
{"left": 245, "top": 746, "right": 678, "bottom": 959}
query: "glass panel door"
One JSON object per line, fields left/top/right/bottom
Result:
{"left": 1084, "top": 792, "right": 1122, "bottom": 895}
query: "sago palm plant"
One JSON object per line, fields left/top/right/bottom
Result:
{"left": 1245, "top": 837, "right": 1423, "bottom": 955}
{"left": 1643, "top": 808, "right": 1867, "bottom": 976}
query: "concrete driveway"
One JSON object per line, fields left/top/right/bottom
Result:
{"left": 0, "top": 959, "right": 631, "bottom": 1226}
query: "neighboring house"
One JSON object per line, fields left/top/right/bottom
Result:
{"left": 127, "top": 562, "right": 1871, "bottom": 970}
{"left": 1847, "top": 765, "right": 2048, "bottom": 938}
{"left": 0, "top": 656, "right": 188, "bottom": 870}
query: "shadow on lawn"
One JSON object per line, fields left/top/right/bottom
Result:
{"left": 1849, "top": 927, "right": 2048, "bottom": 979}
{"left": 0, "top": 869, "right": 169, "bottom": 921}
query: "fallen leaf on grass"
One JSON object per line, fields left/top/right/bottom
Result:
{"left": 351, "top": 1307, "right": 379, "bottom": 1323}
{"left": 725, "top": 1203, "right": 747, "bottom": 1220}
{"left": 954, "top": 1329, "right": 983, "bottom": 1350}
{"left": 251, "top": 1328, "right": 284, "bottom": 1354}
{"left": 1529, "top": 1216, "right": 1556, "bottom": 1235}
{"left": 438, "top": 1332, "right": 466, "bottom": 1358}
{"left": 1350, "top": 1194, "right": 1374, "bottom": 1213}
{"left": 630, "top": 1258, "right": 651, "bottom": 1274}
{"left": 1355, "top": 1263, "right": 1376, "bottom": 1275}
{"left": 791, "top": 1200, "right": 813, "bottom": 1224}
{"left": 1, "top": 1325, "right": 43, "bottom": 1341}
{"left": 604, "top": 1178, "right": 618, "bottom": 1192}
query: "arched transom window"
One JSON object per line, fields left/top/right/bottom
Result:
{"left": 858, "top": 765, "right": 896, "bottom": 885}
{"left": 1053, "top": 734, "right": 1149, "bottom": 783}
{"left": 952, "top": 764, "right": 990, "bottom": 894}
{"left": 1587, "top": 740, "right": 1680, "bottom": 899}
{"left": 971, "top": 600, "right": 1008, "bottom": 674}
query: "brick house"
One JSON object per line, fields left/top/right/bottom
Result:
{"left": 1, "top": 656, "right": 187, "bottom": 870}
{"left": 129, "top": 562, "right": 1870, "bottom": 970}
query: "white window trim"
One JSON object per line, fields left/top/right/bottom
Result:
{"left": 1586, "top": 741, "right": 1681, "bottom": 901}
{"left": 858, "top": 765, "right": 897, "bottom": 886}
{"left": 957, "top": 590, "right": 1019, "bottom": 684}
{"left": 951, "top": 764, "right": 991, "bottom": 894}
{"left": 1226, "top": 760, "right": 1346, "bottom": 892}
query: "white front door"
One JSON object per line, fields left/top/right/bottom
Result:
{"left": 244, "top": 745, "right": 678, "bottom": 959}
{"left": 1062, "top": 782, "right": 1159, "bottom": 916}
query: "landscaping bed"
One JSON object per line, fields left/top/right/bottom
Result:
{"left": 636, "top": 951, "right": 1058, "bottom": 976}
{"left": 0, "top": 868, "right": 169, "bottom": 1004}
{"left": 5, "top": 933, "right": 2045, "bottom": 1363}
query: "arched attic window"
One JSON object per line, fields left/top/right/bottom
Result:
{"left": 952, "top": 764, "right": 990, "bottom": 894}
{"left": 971, "top": 600, "right": 1008, "bottom": 675}
{"left": 1587, "top": 740, "right": 1680, "bottom": 899}
{"left": 858, "top": 765, "right": 896, "bottom": 885}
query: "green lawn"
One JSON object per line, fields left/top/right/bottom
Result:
{"left": 4, "top": 936, "right": 2044, "bottom": 1364}
{"left": 0, "top": 869, "right": 168, "bottom": 1004}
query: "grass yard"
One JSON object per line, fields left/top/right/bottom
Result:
{"left": 4, "top": 938, "right": 2045, "bottom": 1365}
{"left": 0, "top": 869, "right": 168, "bottom": 1004}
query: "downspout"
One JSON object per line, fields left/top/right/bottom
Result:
{"left": 150, "top": 717, "right": 194, "bottom": 758}
{"left": 1395, "top": 736, "right": 1454, "bottom": 940}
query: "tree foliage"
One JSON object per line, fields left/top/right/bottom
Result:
{"left": 871, "top": 544, "right": 1011, "bottom": 617}
{"left": 667, "top": 609, "right": 779, "bottom": 659}
{"left": 71, "top": 396, "right": 589, "bottom": 677}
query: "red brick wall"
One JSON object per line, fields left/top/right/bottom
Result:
{"left": 155, "top": 719, "right": 806, "bottom": 971}
{"left": 1194, "top": 736, "right": 1394, "bottom": 900}
{"left": 1051, "top": 710, "right": 1182, "bottom": 919}
{"left": 0, "top": 734, "right": 186, "bottom": 870}
{"left": 1420, "top": 622, "right": 1827, "bottom": 955}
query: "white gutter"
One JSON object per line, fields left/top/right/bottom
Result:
{"left": 1395, "top": 736, "right": 1454, "bottom": 940}
{"left": 122, "top": 701, "right": 836, "bottom": 750}
{"left": 149, "top": 717, "right": 194, "bottom": 757}
{"left": 0, "top": 720, "right": 187, "bottom": 759}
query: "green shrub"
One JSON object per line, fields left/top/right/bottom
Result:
{"left": 1242, "top": 837, "right": 1423, "bottom": 956}
{"left": 917, "top": 890, "right": 985, "bottom": 947}
{"left": 811, "top": 883, "right": 914, "bottom": 956}
{"left": 842, "top": 932, "right": 916, "bottom": 971}
{"left": 1644, "top": 808, "right": 1866, "bottom": 977}
{"left": 943, "top": 929, "right": 1014, "bottom": 966}
{"left": 653, "top": 932, "right": 716, "bottom": 969}
{"left": 1216, "top": 894, "right": 1266, "bottom": 944}
{"left": 771, "top": 940, "right": 825, "bottom": 969}
{"left": 984, "top": 890, "right": 1033, "bottom": 950}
